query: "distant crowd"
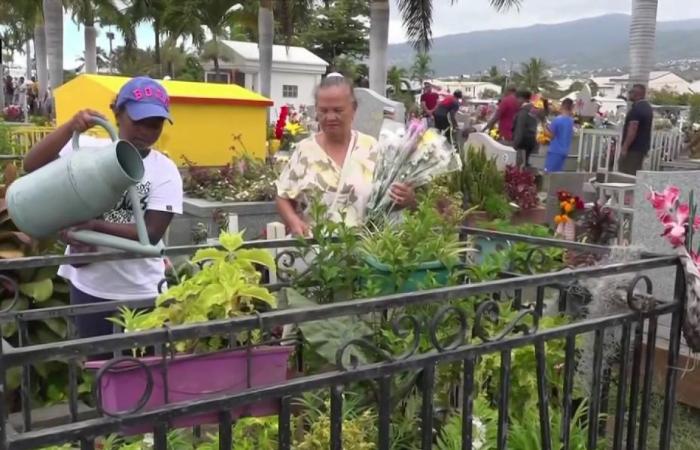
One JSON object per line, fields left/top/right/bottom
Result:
{"left": 3, "top": 75, "right": 47, "bottom": 115}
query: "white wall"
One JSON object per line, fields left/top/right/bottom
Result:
{"left": 263, "top": 71, "right": 322, "bottom": 113}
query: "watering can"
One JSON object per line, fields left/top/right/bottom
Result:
{"left": 6, "top": 117, "right": 163, "bottom": 256}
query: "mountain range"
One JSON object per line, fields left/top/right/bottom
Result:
{"left": 387, "top": 14, "right": 700, "bottom": 76}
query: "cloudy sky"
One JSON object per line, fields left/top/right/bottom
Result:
{"left": 9, "top": 0, "right": 700, "bottom": 70}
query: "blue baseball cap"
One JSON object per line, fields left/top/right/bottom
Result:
{"left": 116, "top": 77, "right": 172, "bottom": 123}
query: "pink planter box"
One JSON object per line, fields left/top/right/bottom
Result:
{"left": 86, "top": 346, "right": 293, "bottom": 434}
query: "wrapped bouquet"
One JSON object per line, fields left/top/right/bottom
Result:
{"left": 365, "top": 120, "right": 462, "bottom": 224}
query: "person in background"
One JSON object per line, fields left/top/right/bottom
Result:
{"left": 544, "top": 98, "right": 575, "bottom": 173}
{"left": 484, "top": 86, "right": 518, "bottom": 143}
{"left": 620, "top": 84, "right": 654, "bottom": 175}
{"left": 420, "top": 82, "right": 439, "bottom": 126}
{"left": 512, "top": 89, "right": 538, "bottom": 167}
{"left": 276, "top": 75, "right": 415, "bottom": 235}
{"left": 433, "top": 90, "right": 463, "bottom": 147}
{"left": 23, "top": 76, "right": 183, "bottom": 339}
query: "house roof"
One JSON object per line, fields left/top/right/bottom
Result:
{"left": 610, "top": 71, "right": 679, "bottom": 82}
{"left": 58, "top": 74, "right": 273, "bottom": 107}
{"left": 220, "top": 40, "right": 328, "bottom": 67}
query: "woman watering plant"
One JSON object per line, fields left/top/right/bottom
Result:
{"left": 276, "top": 74, "right": 417, "bottom": 235}
{"left": 23, "top": 76, "right": 183, "bottom": 339}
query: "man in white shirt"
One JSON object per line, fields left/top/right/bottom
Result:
{"left": 23, "top": 76, "right": 183, "bottom": 338}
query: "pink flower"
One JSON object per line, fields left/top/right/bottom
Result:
{"left": 694, "top": 216, "right": 700, "bottom": 231}
{"left": 662, "top": 186, "right": 680, "bottom": 209}
{"left": 646, "top": 189, "right": 666, "bottom": 210}
{"left": 677, "top": 203, "right": 690, "bottom": 224}
{"left": 662, "top": 222, "right": 686, "bottom": 247}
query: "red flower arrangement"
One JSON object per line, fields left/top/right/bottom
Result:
{"left": 275, "top": 106, "right": 289, "bottom": 140}
{"left": 505, "top": 164, "right": 539, "bottom": 209}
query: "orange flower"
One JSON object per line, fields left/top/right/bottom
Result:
{"left": 564, "top": 203, "right": 574, "bottom": 213}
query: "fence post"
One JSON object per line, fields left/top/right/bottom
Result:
{"left": 267, "top": 222, "right": 286, "bottom": 284}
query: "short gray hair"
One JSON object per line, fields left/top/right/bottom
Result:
{"left": 314, "top": 74, "right": 357, "bottom": 109}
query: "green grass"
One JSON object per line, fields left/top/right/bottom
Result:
{"left": 643, "top": 393, "right": 700, "bottom": 450}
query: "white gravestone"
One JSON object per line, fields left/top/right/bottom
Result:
{"left": 464, "top": 132, "right": 517, "bottom": 170}
{"left": 353, "top": 88, "right": 406, "bottom": 139}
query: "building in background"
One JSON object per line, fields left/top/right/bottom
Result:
{"left": 592, "top": 71, "right": 694, "bottom": 98}
{"left": 201, "top": 40, "right": 328, "bottom": 114}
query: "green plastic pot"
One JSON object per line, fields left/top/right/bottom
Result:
{"left": 362, "top": 255, "right": 452, "bottom": 295}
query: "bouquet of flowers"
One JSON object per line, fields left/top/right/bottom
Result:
{"left": 554, "top": 190, "right": 584, "bottom": 240}
{"left": 536, "top": 127, "right": 552, "bottom": 145}
{"left": 489, "top": 126, "right": 500, "bottom": 141}
{"left": 647, "top": 185, "right": 700, "bottom": 351}
{"left": 365, "top": 120, "right": 462, "bottom": 224}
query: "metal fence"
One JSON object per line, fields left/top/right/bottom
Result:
{"left": 0, "top": 231, "right": 686, "bottom": 450}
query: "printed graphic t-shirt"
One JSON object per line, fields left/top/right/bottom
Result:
{"left": 57, "top": 135, "right": 183, "bottom": 300}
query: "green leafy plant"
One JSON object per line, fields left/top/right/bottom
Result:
{"left": 452, "top": 146, "right": 510, "bottom": 219}
{"left": 109, "top": 231, "right": 276, "bottom": 353}
{"left": 360, "top": 191, "right": 467, "bottom": 293}
{"left": 289, "top": 198, "right": 369, "bottom": 304}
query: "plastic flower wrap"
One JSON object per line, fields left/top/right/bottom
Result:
{"left": 647, "top": 185, "right": 700, "bottom": 350}
{"left": 365, "top": 120, "right": 462, "bottom": 224}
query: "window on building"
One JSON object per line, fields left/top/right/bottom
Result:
{"left": 282, "top": 85, "right": 298, "bottom": 98}
{"left": 205, "top": 72, "right": 230, "bottom": 84}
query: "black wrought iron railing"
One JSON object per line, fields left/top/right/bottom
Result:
{"left": 0, "top": 230, "right": 686, "bottom": 450}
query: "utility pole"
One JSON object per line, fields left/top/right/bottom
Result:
{"left": 106, "top": 32, "right": 115, "bottom": 74}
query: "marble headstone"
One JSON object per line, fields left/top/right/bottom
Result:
{"left": 464, "top": 132, "right": 516, "bottom": 170}
{"left": 631, "top": 170, "right": 700, "bottom": 349}
{"left": 353, "top": 88, "right": 406, "bottom": 139}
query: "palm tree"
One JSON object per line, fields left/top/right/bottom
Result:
{"left": 411, "top": 51, "right": 434, "bottom": 84}
{"left": 511, "top": 58, "right": 557, "bottom": 94}
{"left": 126, "top": 0, "right": 168, "bottom": 75}
{"left": 628, "top": 0, "right": 658, "bottom": 89}
{"left": 42, "top": 0, "right": 63, "bottom": 93}
{"left": 76, "top": 47, "right": 111, "bottom": 72}
{"left": 369, "top": 0, "right": 521, "bottom": 94}
{"left": 66, "top": 0, "right": 133, "bottom": 74}
{"left": 164, "top": 0, "right": 245, "bottom": 80}
{"left": 387, "top": 65, "right": 407, "bottom": 97}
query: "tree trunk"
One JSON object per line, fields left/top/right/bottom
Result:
{"left": 258, "top": 0, "right": 274, "bottom": 98}
{"left": 84, "top": 24, "right": 97, "bottom": 74}
{"left": 42, "top": 0, "right": 63, "bottom": 93}
{"left": 35, "top": 23, "right": 49, "bottom": 106}
{"left": 25, "top": 41, "right": 32, "bottom": 80}
{"left": 628, "top": 0, "right": 658, "bottom": 90}
{"left": 154, "top": 22, "right": 161, "bottom": 77}
{"left": 369, "top": 0, "right": 389, "bottom": 95}
{"left": 0, "top": 61, "right": 4, "bottom": 110}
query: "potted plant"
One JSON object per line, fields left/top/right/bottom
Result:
{"left": 453, "top": 146, "right": 511, "bottom": 226}
{"left": 361, "top": 191, "right": 467, "bottom": 295}
{"left": 87, "top": 231, "right": 293, "bottom": 433}
{"left": 505, "top": 164, "right": 545, "bottom": 225}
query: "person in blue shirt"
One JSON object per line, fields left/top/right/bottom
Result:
{"left": 544, "top": 98, "right": 575, "bottom": 172}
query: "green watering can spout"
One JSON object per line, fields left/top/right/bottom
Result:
{"left": 7, "top": 117, "right": 163, "bottom": 257}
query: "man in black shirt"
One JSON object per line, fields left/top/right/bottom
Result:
{"left": 620, "top": 84, "right": 654, "bottom": 175}
{"left": 512, "top": 90, "right": 538, "bottom": 167}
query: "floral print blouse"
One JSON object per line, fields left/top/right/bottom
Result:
{"left": 276, "top": 132, "right": 378, "bottom": 227}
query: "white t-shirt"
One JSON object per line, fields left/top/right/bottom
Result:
{"left": 57, "top": 135, "right": 183, "bottom": 300}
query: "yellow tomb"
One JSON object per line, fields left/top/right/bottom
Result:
{"left": 54, "top": 74, "right": 273, "bottom": 166}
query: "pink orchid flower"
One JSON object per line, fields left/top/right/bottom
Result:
{"left": 677, "top": 203, "right": 690, "bottom": 224}
{"left": 691, "top": 251, "right": 700, "bottom": 266}
{"left": 662, "top": 186, "right": 680, "bottom": 210}
{"left": 661, "top": 214, "right": 686, "bottom": 247}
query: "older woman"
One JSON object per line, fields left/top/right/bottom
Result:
{"left": 276, "top": 75, "right": 415, "bottom": 236}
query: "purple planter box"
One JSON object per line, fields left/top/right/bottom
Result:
{"left": 86, "top": 346, "right": 293, "bottom": 434}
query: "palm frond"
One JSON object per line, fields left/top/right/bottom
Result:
{"left": 486, "top": 0, "right": 522, "bottom": 12}
{"left": 396, "top": 0, "right": 433, "bottom": 52}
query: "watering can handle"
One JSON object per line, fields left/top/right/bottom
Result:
{"left": 71, "top": 116, "right": 119, "bottom": 151}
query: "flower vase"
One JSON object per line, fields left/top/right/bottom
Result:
{"left": 556, "top": 220, "right": 576, "bottom": 241}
